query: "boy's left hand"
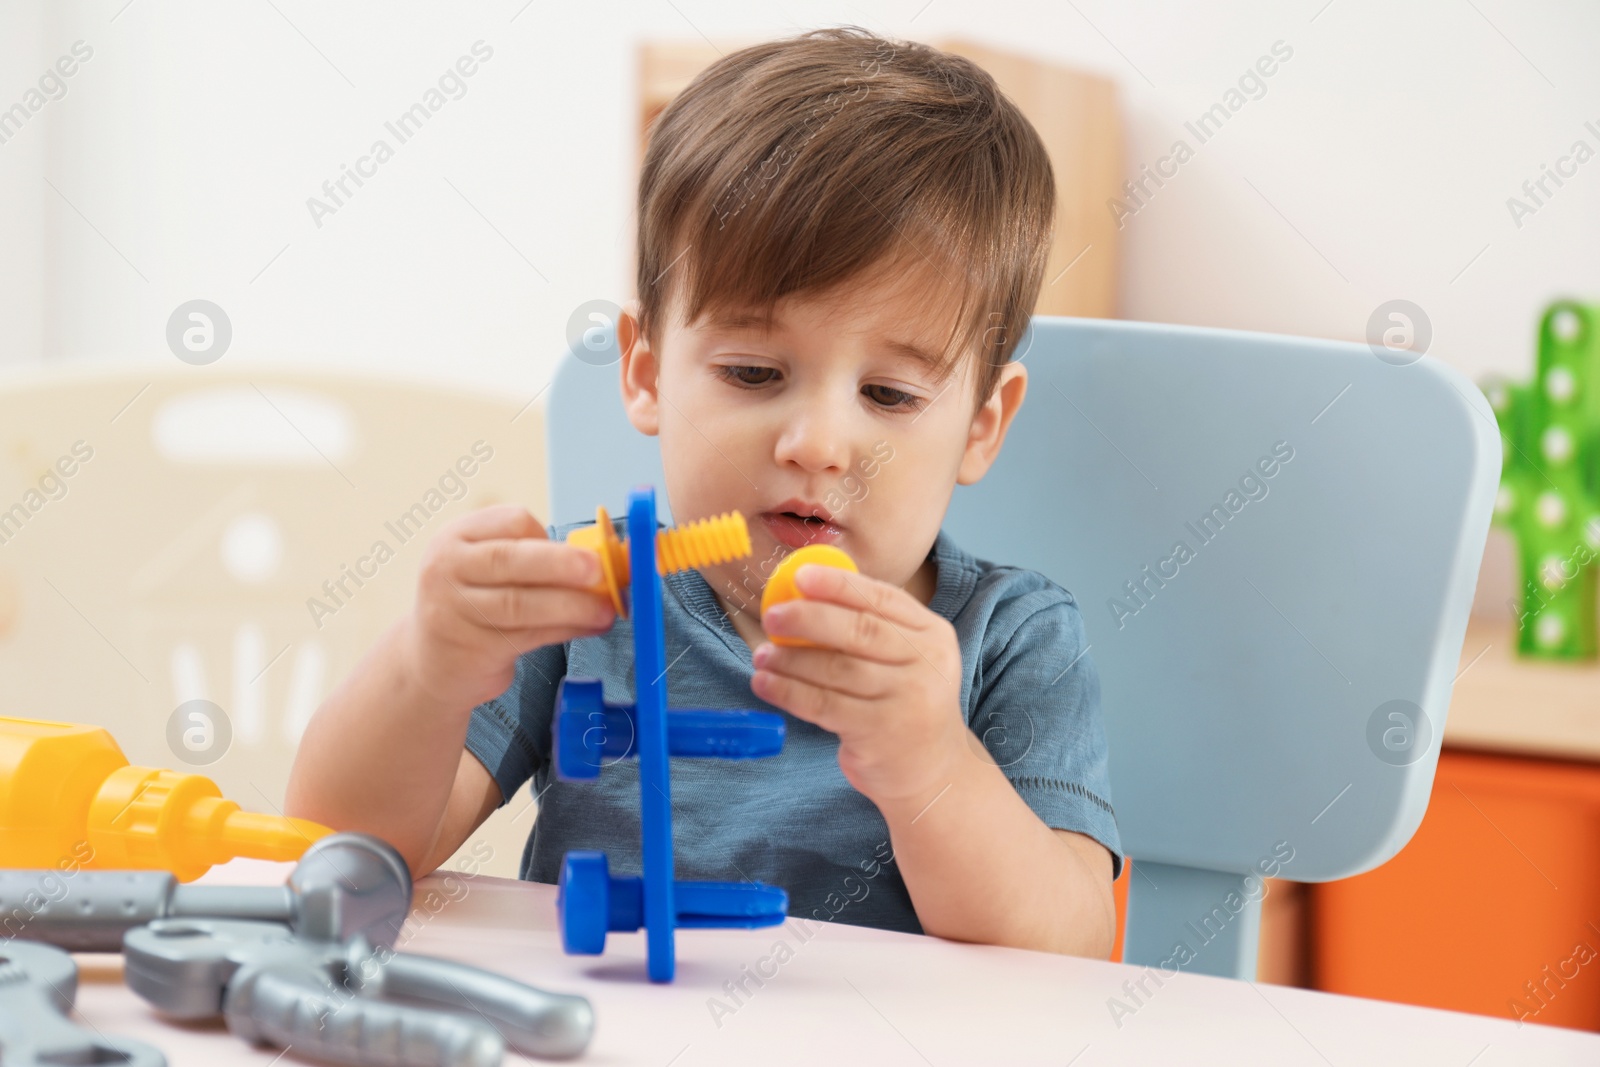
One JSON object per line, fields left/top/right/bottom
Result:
{"left": 750, "top": 562, "right": 973, "bottom": 808}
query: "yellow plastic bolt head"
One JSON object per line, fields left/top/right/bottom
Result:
{"left": 566, "top": 507, "right": 630, "bottom": 616}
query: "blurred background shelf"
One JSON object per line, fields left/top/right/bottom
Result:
{"left": 1445, "top": 614, "right": 1600, "bottom": 761}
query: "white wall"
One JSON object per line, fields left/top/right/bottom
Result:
{"left": 0, "top": 0, "right": 45, "bottom": 365}
{"left": 1, "top": 0, "right": 1595, "bottom": 389}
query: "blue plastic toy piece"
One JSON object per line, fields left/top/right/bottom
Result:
{"left": 552, "top": 486, "right": 789, "bottom": 982}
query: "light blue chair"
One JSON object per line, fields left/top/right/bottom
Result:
{"left": 545, "top": 315, "right": 1500, "bottom": 980}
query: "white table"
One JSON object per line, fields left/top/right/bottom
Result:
{"left": 66, "top": 859, "right": 1599, "bottom": 1065}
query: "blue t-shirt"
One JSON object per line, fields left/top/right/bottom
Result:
{"left": 464, "top": 519, "right": 1122, "bottom": 935}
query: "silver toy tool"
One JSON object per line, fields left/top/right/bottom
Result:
{"left": 0, "top": 939, "right": 167, "bottom": 1067}
{"left": 1, "top": 832, "right": 595, "bottom": 1064}
{"left": 123, "top": 917, "right": 594, "bottom": 1064}
{"left": 0, "top": 832, "right": 413, "bottom": 952}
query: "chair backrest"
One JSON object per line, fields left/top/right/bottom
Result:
{"left": 547, "top": 315, "right": 1500, "bottom": 977}
{"left": 0, "top": 365, "right": 546, "bottom": 876}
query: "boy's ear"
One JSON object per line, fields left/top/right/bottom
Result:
{"left": 617, "top": 304, "right": 660, "bottom": 437}
{"left": 956, "top": 361, "right": 1028, "bottom": 485}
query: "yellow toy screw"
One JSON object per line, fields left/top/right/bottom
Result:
{"left": 567, "top": 506, "right": 752, "bottom": 617}
{"left": 760, "top": 544, "right": 859, "bottom": 647}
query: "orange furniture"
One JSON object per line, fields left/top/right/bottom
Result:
{"left": 1312, "top": 748, "right": 1600, "bottom": 1030}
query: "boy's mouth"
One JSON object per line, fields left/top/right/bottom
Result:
{"left": 759, "top": 501, "right": 842, "bottom": 549}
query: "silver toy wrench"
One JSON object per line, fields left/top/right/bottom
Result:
{"left": 0, "top": 939, "right": 167, "bottom": 1067}
{"left": 124, "top": 917, "right": 594, "bottom": 1065}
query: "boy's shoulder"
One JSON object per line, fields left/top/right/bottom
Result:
{"left": 928, "top": 528, "right": 1085, "bottom": 658}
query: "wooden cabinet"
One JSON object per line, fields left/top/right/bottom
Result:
{"left": 1105, "top": 616, "right": 1600, "bottom": 1009}
{"left": 1311, "top": 749, "right": 1600, "bottom": 1029}
{"left": 1304, "top": 616, "right": 1600, "bottom": 1029}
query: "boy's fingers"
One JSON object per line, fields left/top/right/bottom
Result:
{"left": 448, "top": 582, "right": 615, "bottom": 633}
{"left": 467, "top": 614, "right": 614, "bottom": 653}
{"left": 762, "top": 598, "right": 920, "bottom": 665}
{"left": 793, "top": 564, "right": 925, "bottom": 627}
{"left": 449, "top": 503, "right": 547, "bottom": 542}
{"left": 451, "top": 537, "right": 601, "bottom": 589}
{"left": 753, "top": 643, "right": 893, "bottom": 700}
{"left": 750, "top": 668, "right": 865, "bottom": 735}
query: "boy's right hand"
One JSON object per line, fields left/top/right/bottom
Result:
{"left": 402, "top": 504, "right": 616, "bottom": 710}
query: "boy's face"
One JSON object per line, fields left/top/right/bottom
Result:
{"left": 617, "top": 253, "right": 1027, "bottom": 630}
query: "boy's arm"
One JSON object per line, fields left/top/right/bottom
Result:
{"left": 417, "top": 750, "right": 506, "bottom": 876}
{"left": 752, "top": 562, "right": 1118, "bottom": 957}
{"left": 877, "top": 755, "right": 1115, "bottom": 956}
{"left": 285, "top": 505, "right": 615, "bottom": 877}
{"left": 285, "top": 616, "right": 477, "bottom": 876}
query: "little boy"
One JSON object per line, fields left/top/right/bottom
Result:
{"left": 287, "top": 26, "right": 1122, "bottom": 958}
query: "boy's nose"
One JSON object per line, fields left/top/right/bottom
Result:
{"left": 773, "top": 406, "right": 851, "bottom": 473}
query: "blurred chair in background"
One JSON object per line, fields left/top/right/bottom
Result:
{"left": 0, "top": 366, "right": 546, "bottom": 878}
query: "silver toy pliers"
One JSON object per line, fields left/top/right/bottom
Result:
{"left": 124, "top": 916, "right": 593, "bottom": 1065}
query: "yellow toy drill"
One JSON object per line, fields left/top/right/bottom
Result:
{"left": 0, "top": 716, "right": 330, "bottom": 881}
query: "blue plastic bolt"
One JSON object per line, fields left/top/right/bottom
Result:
{"left": 554, "top": 680, "right": 785, "bottom": 777}
{"left": 552, "top": 486, "right": 789, "bottom": 982}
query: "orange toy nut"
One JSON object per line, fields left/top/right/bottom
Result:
{"left": 760, "top": 544, "right": 858, "bottom": 647}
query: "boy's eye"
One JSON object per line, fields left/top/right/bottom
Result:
{"left": 862, "top": 383, "right": 923, "bottom": 411}
{"left": 719, "top": 365, "right": 780, "bottom": 387}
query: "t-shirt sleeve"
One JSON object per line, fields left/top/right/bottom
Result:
{"left": 464, "top": 641, "right": 567, "bottom": 809}
{"left": 975, "top": 591, "right": 1124, "bottom": 879}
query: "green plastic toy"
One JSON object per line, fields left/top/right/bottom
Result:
{"left": 1481, "top": 301, "right": 1600, "bottom": 660}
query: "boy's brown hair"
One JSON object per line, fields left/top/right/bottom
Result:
{"left": 635, "top": 26, "right": 1056, "bottom": 407}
